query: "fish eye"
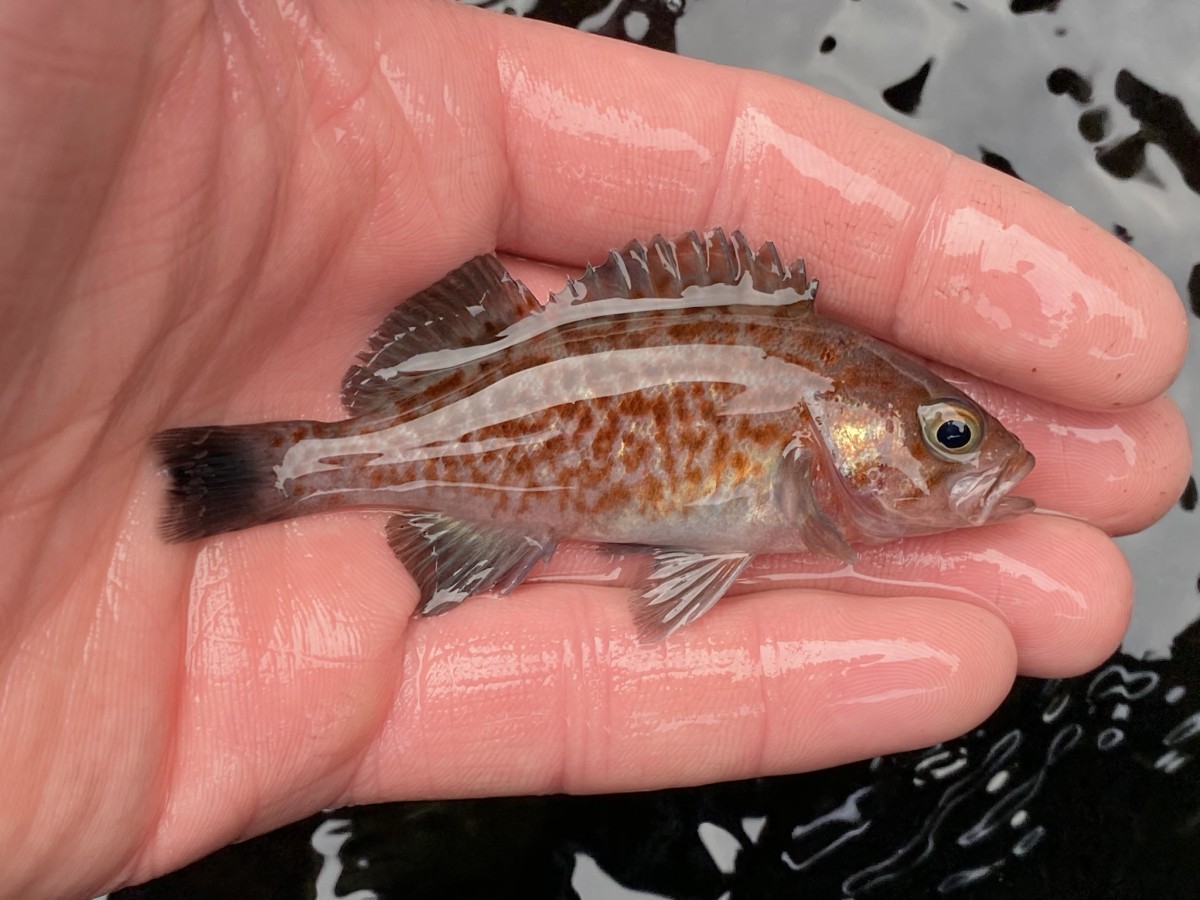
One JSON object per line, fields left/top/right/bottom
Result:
{"left": 917, "top": 399, "right": 983, "bottom": 459}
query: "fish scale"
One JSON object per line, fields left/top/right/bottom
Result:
{"left": 154, "top": 228, "right": 1034, "bottom": 641}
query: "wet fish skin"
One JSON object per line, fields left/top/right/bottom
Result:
{"left": 155, "top": 229, "right": 1034, "bottom": 640}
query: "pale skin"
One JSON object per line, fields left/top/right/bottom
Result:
{"left": 0, "top": 1, "right": 1191, "bottom": 896}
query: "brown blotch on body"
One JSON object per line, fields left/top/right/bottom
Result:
{"left": 817, "top": 343, "right": 843, "bottom": 368}
{"left": 639, "top": 478, "right": 665, "bottom": 513}
{"left": 435, "top": 369, "right": 467, "bottom": 392}
{"left": 677, "top": 429, "right": 706, "bottom": 455}
{"left": 591, "top": 408, "right": 620, "bottom": 457}
{"left": 510, "top": 454, "right": 534, "bottom": 480}
{"left": 649, "top": 393, "right": 672, "bottom": 429}
{"left": 621, "top": 441, "right": 649, "bottom": 473}
{"left": 576, "top": 403, "right": 595, "bottom": 432}
{"left": 615, "top": 392, "right": 651, "bottom": 418}
{"left": 729, "top": 450, "right": 750, "bottom": 478}
{"left": 594, "top": 482, "right": 633, "bottom": 515}
{"left": 421, "top": 457, "right": 439, "bottom": 482}
{"left": 735, "top": 419, "right": 789, "bottom": 446}
{"left": 713, "top": 430, "right": 731, "bottom": 462}
{"left": 666, "top": 321, "right": 714, "bottom": 343}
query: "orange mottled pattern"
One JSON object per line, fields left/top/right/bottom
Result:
{"left": 277, "top": 306, "right": 826, "bottom": 546}
{"left": 294, "top": 301, "right": 818, "bottom": 494}
{"left": 449, "top": 383, "right": 793, "bottom": 527}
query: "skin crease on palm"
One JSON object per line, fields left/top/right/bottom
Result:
{"left": 0, "top": 0, "right": 1191, "bottom": 896}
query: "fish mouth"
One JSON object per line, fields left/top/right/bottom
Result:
{"left": 955, "top": 451, "right": 1037, "bottom": 526}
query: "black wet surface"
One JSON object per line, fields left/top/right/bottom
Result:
{"left": 1047, "top": 67, "right": 1092, "bottom": 104}
{"left": 1010, "top": 0, "right": 1063, "bottom": 13}
{"left": 979, "top": 148, "right": 1021, "bottom": 181}
{"left": 882, "top": 59, "right": 935, "bottom": 115}
{"left": 116, "top": 630, "right": 1200, "bottom": 899}
{"left": 115, "top": 2, "right": 1199, "bottom": 898}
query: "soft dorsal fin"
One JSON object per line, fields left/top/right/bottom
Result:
{"left": 550, "top": 228, "right": 811, "bottom": 305}
{"left": 341, "top": 254, "right": 541, "bottom": 414}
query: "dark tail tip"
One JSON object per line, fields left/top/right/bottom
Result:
{"left": 153, "top": 426, "right": 288, "bottom": 542}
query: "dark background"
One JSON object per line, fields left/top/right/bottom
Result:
{"left": 116, "top": 2, "right": 1200, "bottom": 897}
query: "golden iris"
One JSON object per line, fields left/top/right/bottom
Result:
{"left": 917, "top": 398, "right": 983, "bottom": 459}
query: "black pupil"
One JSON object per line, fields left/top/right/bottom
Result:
{"left": 936, "top": 419, "right": 972, "bottom": 449}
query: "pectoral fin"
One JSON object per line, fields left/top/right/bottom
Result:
{"left": 774, "top": 444, "right": 858, "bottom": 564}
{"left": 386, "top": 512, "right": 557, "bottom": 615}
{"left": 630, "top": 549, "right": 753, "bottom": 642}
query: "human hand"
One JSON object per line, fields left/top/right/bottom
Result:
{"left": 0, "top": 0, "right": 1188, "bottom": 896}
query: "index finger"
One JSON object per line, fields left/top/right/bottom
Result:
{"left": 467, "top": 8, "right": 1187, "bottom": 409}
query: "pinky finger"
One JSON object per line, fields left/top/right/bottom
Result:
{"left": 362, "top": 589, "right": 1019, "bottom": 798}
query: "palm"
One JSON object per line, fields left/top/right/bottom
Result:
{"left": 0, "top": 1, "right": 1188, "bottom": 896}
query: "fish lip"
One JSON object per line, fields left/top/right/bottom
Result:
{"left": 959, "top": 451, "right": 1037, "bottom": 526}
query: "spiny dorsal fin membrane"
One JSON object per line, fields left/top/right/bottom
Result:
{"left": 550, "top": 228, "right": 810, "bottom": 305}
{"left": 341, "top": 230, "right": 813, "bottom": 414}
{"left": 341, "top": 254, "right": 540, "bottom": 414}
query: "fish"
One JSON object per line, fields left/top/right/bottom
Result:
{"left": 154, "top": 228, "right": 1035, "bottom": 641}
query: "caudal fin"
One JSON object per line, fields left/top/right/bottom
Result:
{"left": 153, "top": 425, "right": 293, "bottom": 542}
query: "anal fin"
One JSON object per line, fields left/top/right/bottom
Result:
{"left": 631, "top": 549, "right": 753, "bottom": 643}
{"left": 386, "top": 512, "right": 557, "bottom": 616}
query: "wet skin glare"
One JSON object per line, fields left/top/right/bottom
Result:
{"left": 0, "top": 0, "right": 1190, "bottom": 897}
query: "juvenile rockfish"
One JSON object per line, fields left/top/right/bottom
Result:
{"left": 155, "top": 229, "right": 1035, "bottom": 640}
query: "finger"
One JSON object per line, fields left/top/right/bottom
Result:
{"left": 943, "top": 375, "right": 1192, "bottom": 534}
{"left": 359, "top": 588, "right": 1017, "bottom": 797}
{"left": 929, "top": 518, "right": 1132, "bottom": 678}
{"left": 756, "top": 518, "right": 1131, "bottom": 679}
{"left": 0, "top": 0, "right": 153, "bottom": 357}
{"left": 413, "top": 2, "right": 1187, "bottom": 408}
{"left": 525, "top": 518, "right": 1130, "bottom": 679}
{"left": 146, "top": 513, "right": 414, "bottom": 881}
{"left": 503, "top": 256, "right": 1191, "bottom": 535}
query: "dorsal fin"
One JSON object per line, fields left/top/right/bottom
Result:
{"left": 341, "top": 255, "right": 541, "bottom": 414}
{"left": 341, "top": 230, "right": 814, "bottom": 414}
{"left": 550, "top": 228, "right": 811, "bottom": 305}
